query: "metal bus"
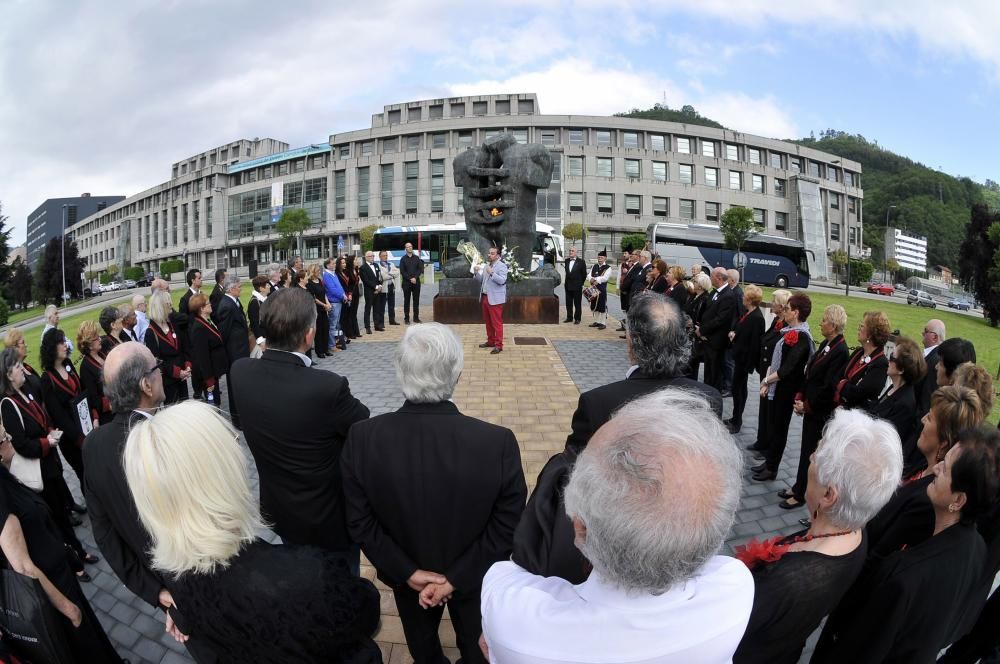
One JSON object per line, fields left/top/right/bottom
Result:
{"left": 372, "top": 221, "right": 565, "bottom": 270}
{"left": 646, "top": 223, "right": 812, "bottom": 288}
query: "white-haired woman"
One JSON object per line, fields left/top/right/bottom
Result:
{"left": 143, "top": 290, "right": 190, "bottom": 404}
{"left": 124, "top": 401, "right": 381, "bottom": 662}
{"left": 747, "top": 289, "right": 791, "bottom": 456}
{"left": 734, "top": 408, "right": 902, "bottom": 664}
{"left": 684, "top": 271, "right": 712, "bottom": 379}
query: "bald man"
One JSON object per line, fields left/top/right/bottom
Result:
{"left": 696, "top": 267, "right": 738, "bottom": 390}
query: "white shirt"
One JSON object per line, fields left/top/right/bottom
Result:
{"left": 923, "top": 343, "right": 939, "bottom": 358}
{"left": 481, "top": 558, "right": 754, "bottom": 664}
{"left": 134, "top": 311, "right": 149, "bottom": 343}
{"left": 225, "top": 293, "right": 240, "bottom": 306}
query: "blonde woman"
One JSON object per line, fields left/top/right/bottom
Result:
{"left": 144, "top": 290, "right": 190, "bottom": 404}
{"left": 124, "top": 401, "right": 381, "bottom": 662}
{"left": 77, "top": 320, "right": 112, "bottom": 426}
{"left": 748, "top": 289, "right": 792, "bottom": 456}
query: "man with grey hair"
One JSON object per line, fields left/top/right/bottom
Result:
{"left": 132, "top": 293, "right": 149, "bottom": 342}
{"left": 722, "top": 268, "right": 745, "bottom": 396}
{"left": 342, "top": 323, "right": 526, "bottom": 664}
{"left": 483, "top": 388, "right": 753, "bottom": 662}
{"left": 513, "top": 293, "right": 721, "bottom": 583}
{"left": 916, "top": 317, "right": 946, "bottom": 415}
{"left": 697, "top": 266, "right": 738, "bottom": 390}
{"left": 215, "top": 273, "right": 248, "bottom": 428}
{"left": 267, "top": 264, "right": 282, "bottom": 292}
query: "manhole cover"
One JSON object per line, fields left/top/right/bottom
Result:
{"left": 514, "top": 337, "right": 548, "bottom": 345}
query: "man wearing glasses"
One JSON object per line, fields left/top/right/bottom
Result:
{"left": 916, "top": 319, "right": 946, "bottom": 416}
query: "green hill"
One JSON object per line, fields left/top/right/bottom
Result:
{"left": 616, "top": 104, "right": 725, "bottom": 130}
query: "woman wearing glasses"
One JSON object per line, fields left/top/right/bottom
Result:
{"left": 144, "top": 290, "right": 191, "bottom": 405}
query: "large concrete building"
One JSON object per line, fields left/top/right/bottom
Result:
{"left": 66, "top": 93, "right": 863, "bottom": 281}
{"left": 28, "top": 193, "right": 124, "bottom": 267}
{"left": 885, "top": 227, "right": 928, "bottom": 273}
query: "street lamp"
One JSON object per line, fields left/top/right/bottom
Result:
{"left": 884, "top": 205, "right": 897, "bottom": 281}
{"left": 61, "top": 205, "right": 68, "bottom": 303}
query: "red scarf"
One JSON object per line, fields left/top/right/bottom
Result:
{"left": 46, "top": 367, "right": 80, "bottom": 398}
{"left": 150, "top": 322, "right": 179, "bottom": 350}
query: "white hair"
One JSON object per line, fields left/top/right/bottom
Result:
{"left": 692, "top": 272, "right": 711, "bottom": 292}
{"left": 563, "top": 388, "right": 743, "bottom": 594}
{"left": 44, "top": 304, "right": 58, "bottom": 319}
{"left": 132, "top": 294, "right": 146, "bottom": 309}
{"left": 815, "top": 408, "right": 903, "bottom": 529}
{"left": 223, "top": 274, "right": 241, "bottom": 291}
{"left": 123, "top": 401, "right": 263, "bottom": 576}
{"left": 147, "top": 290, "right": 172, "bottom": 325}
{"left": 395, "top": 323, "right": 463, "bottom": 403}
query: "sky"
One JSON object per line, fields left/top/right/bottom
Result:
{"left": 2, "top": 0, "right": 999, "bottom": 246}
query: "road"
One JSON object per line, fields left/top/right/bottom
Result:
{"left": 806, "top": 281, "right": 984, "bottom": 319}
{"left": 0, "top": 286, "right": 158, "bottom": 334}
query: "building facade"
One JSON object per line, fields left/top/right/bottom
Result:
{"left": 67, "top": 94, "right": 863, "bottom": 281}
{"left": 885, "top": 227, "right": 928, "bottom": 273}
{"left": 28, "top": 194, "right": 124, "bottom": 267}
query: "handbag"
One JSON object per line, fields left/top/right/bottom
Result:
{"left": 0, "top": 566, "right": 75, "bottom": 664}
{"left": 1, "top": 398, "right": 43, "bottom": 492}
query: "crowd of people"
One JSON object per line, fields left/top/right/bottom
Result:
{"left": 0, "top": 245, "right": 998, "bottom": 662}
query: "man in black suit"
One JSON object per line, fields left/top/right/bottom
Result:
{"left": 619, "top": 250, "right": 652, "bottom": 339}
{"left": 916, "top": 318, "right": 945, "bottom": 416}
{"left": 513, "top": 293, "right": 722, "bottom": 583}
{"left": 209, "top": 268, "right": 226, "bottom": 324}
{"left": 359, "top": 250, "right": 384, "bottom": 333}
{"left": 232, "top": 288, "right": 370, "bottom": 572}
{"left": 84, "top": 342, "right": 212, "bottom": 659}
{"left": 342, "top": 323, "right": 526, "bottom": 663}
{"left": 179, "top": 268, "right": 203, "bottom": 397}
{"left": 722, "top": 268, "right": 746, "bottom": 396}
{"left": 399, "top": 242, "right": 424, "bottom": 324}
{"left": 214, "top": 274, "right": 248, "bottom": 428}
{"left": 697, "top": 267, "right": 738, "bottom": 391}
{"left": 563, "top": 247, "right": 588, "bottom": 324}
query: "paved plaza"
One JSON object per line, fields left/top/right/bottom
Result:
{"left": 64, "top": 284, "right": 813, "bottom": 663}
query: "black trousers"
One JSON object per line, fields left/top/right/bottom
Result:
{"left": 383, "top": 286, "right": 396, "bottom": 323}
{"left": 764, "top": 391, "right": 797, "bottom": 473}
{"left": 402, "top": 280, "right": 421, "bottom": 321}
{"left": 393, "top": 586, "right": 486, "bottom": 664}
{"left": 41, "top": 477, "right": 86, "bottom": 559}
{"left": 58, "top": 437, "right": 84, "bottom": 489}
{"left": 791, "top": 412, "right": 826, "bottom": 499}
{"left": 315, "top": 305, "right": 330, "bottom": 353}
{"left": 565, "top": 288, "right": 583, "bottom": 322}
{"left": 753, "top": 395, "right": 773, "bottom": 450}
{"left": 703, "top": 346, "right": 725, "bottom": 391}
{"left": 363, "top": 288, "right": 383, "bottom": 330}
{"left": 730, "top": 362, "right": 751, "bottom": 429}
{"left": 939, "top": 586, "right": 1000, "bottom": 663}
{"left": 224, "top": 373, "right": 240, "bottom": 429}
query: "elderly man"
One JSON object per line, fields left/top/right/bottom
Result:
{"left": 483, "top": 388, "right": 753, "bottom": 663}
{"left": 620, "top": 250, "right": 652, "bottom": 339}
{"left": 215, "top": 274, "right": 248, "bottom": 428}
{"left": 83, "top": 342, "right": 208, "bottom": 655}
{"left": 722, "top": 268, "right": 746, "bottom": 396}
{"left": 514, "top": 293, "right": 721, "bottom": 582}
{"left": 267, "top": 264, "right": 282, "bottom": 292}
{"left": 563, "top": 247, "right": 588, "bottom": 324}
{"left": 232, "top": 288, "right": 369, "bottom": 571}
{"left": 475, "top": 246, "right": 508, "bottom": 354}
{"left": 359, "top": 250, "right": 385, "bottom": 333}
{"left": 343, "top": 323, "right": 526, "bottom": 664}
{"left": 378, "top": 250, "right": 400, "bottom": 326}
{"left": 916, "top": 318, "right": 946, "bottom": 415}
{"left": 42, "top": 304, "right": 74, "bottom": 354}
{"left": 697, "top": 266, "right": 738, "bottom": 390}
{"left": 131, "top": 294, "right": 149, "bottom": 342}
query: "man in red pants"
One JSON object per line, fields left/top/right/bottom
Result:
{"left": 475, "top": 246, "right": 509, "bottom": 355}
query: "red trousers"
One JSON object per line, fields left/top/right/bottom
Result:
{"left": 481, "top": 294, "right": 504, "bottom": 349}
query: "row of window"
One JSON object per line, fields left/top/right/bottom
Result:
{"left": 565, "top": 193, "right": 788, "bottom": 229}
{"left": 174, "top": 142, "right": 256, "bottom": 177}
{"left": 385, "top": 98, "right": 535, "bottom": 124}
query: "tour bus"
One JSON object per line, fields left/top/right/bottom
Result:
{"left": 372, "top": 221, "right": 565, "bottom": 270}
{"left": 646, "top": 223, "right": 812, "bottom": 288}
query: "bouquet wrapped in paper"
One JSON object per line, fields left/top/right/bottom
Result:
{"left": 457, "top": 240, "right": 483, "bottom": 275}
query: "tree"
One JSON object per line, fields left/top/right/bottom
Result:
{"left": 959, "top": 204, "right": 1000, "bottom": 327}
{"left": 10, "top": 257, "right": 32, "bottom": 309}
{"left": 885, "top": 258, "right": 900, "bottom": 281}
{"left": 562, "top": 223, "right": 586, "bottom": 248}
{"left": 359, "top": 224, "right": 382, "bottom": 252}
{"left": 0, "top": 201, "right": 14, "bottom": 297}
{"left": 829, "top": 249, "right": 848, "bottom": 284}
{"left": 106, "top": 264, "right": 119, "bottom": 279}
{"left": 848, "top": 259, "right": 874, "bottom": 286}
{"left": 276, "top": 208, "right": 311, "bottom": 253}
{"left": 34, "top": 237, "right": 86, "bottom": 303}
{"left": 620, "top": 234, "right": 646, "bottom": 253}
{"left": 720, "top": 206, "right": 755, "bottom": 279}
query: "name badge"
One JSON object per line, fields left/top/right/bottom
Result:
{"left": 172, "top": 332, "right": 177, "bottom": 339}
{"left": 823, "top": 346, "right": 830, "bottom": 354}
{"left": 862, "top": 355, "right": 871, "bottom": 364}
{"left": 28, "top": 393, "right": 34, "bottom": 401}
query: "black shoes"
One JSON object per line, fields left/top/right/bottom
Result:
{"left": 563, "top": 318, "right": 573, "bottom": 323}
{"left": 597, "top": 324, "right": 606, "bottom": 330}
{"left": 726, "top": 422, "right": 741, "bottom": 434}
{"left": 799, "top": 517, "right": 811, "bottom": 528}
{"left": 68, "top": 514, "right": 83, "bottom": 527}
{"left": 752, "top": 468, "right": 777, "bottom": 482}
{"left": 365, "top": 328, "right": 373, "bottom": 334}
{"left": 589, "top": 322, "right": 599, "bottom": 327}
{"left": 745, "top": 443, "right": 765, "bottom": 452}
{"left": 479, "top": 343, "right": 494, "bottom": 348}
{"left": 616, "top": 325, "right": 626, "bottom": 332}
{"left": 413, "top": 318, "right": 422, "bottom": 323}
{"left": 574, "top": 320, "right": 581, "bottom": 325}
{"left": 375, "top": 326, "right": 385, "bottom": 332}
{"left": 490, "top": 348, "right": 503, "bottom": 354}
{"left": 751, "top": 461, "right": 767, "bottom": 473}
{"left": 779, "top": 498, "right": 804, "bottom": 510}
{"left": 389, "top": 321, "right": 400, "bottom": 326}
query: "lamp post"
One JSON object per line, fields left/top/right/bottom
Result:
{"left": 60, "top": 205, "right": 68, "bottom": 303}
{"left": 884, "top": 205, "right": 896, "bottom": 281}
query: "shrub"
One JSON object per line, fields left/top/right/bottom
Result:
{"left": 620, "top": 233, "right": 647, "bottom": 253}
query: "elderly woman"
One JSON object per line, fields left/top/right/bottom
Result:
{"left": 40, "top": 328, "right": 87, "bottom": 486}
{"left": 835, "top": 310, "right": 891, "bottom": 412}
{"left": 727, "top": 284, "right": 765, "bottom": 433}
{"left": 279, "top": 266, "right": 293, "bottom": 289}
{"left": 144, "top": 289, "right": 191, "bottom": 404}
{"left": 734, "top": 409, "right": 902, "bottom": 663}
{"left": 124, "top": 401, "right": 382, "bottom": 662}
{"left": 873, "top": 336, "right": 926, "bottom": 462}
{"left": 97, "top": 305, "right": 124, "bottom": 357}
{"left": 247, "top": 275, "right": 271, "bottom": 356}
{"left": 866, "top": 385, "right": 986, "bottom": 558}
{"left": 784, "top": 304, "right": 850, "bottom": 508}
{"left": 188, "top": 293, "right": 227, "bottom": 408}
{"left": 77, "top": 320, "right": 113, "bottom": 427}
{"left": 644, "top": 259, "right": 669, "bottom": 294}
{"left": 815, "top": 425, "right": 1000, "bottom": 662}
{"left": 753, "top": 293, "right": 814, "bottom": 482}
{"left": 936, "top": 337, "right": 977, "bottom": 387}
{"left": 684, "top": 271, "right": 712, "bottom": 380}
{"left": 747, "top": 289, "right": 791, "bottom": 456}
{"left": 4, "top": 328, "right": 42, "bottom": 396}
{"left": 664, "top": 265, "right": 688, "bottom": 310}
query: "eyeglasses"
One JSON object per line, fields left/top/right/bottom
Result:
{"left": 144, "top": 361, "right": 164, "bottom": 376}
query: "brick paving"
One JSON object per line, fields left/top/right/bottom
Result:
{"left": 60, "top": 280, "right": 815, "bottom": 663}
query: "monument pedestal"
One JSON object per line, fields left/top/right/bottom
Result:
{"left": 433, "top": 277, "right": 559, "bottom": 324}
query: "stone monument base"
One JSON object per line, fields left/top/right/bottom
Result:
{"left": 433, "top": 277, "right": 559, "bottom": 324}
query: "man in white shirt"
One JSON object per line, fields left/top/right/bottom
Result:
{"left": 916, "top": 318, "right": 946, "bottom": 415}
{"left": 481, "top": 388, "right": 753, "bottom": 664}
{"left": 132, "top": 294, "right": 149, "bottom": 343}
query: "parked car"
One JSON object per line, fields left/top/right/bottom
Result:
{"left": 948, "top": 298, "right": 972, "bottom": 311}
{"left": 123, "top": 279, "right": 137, "bottom": 289}
{"left": 83, "top": 287, "right": 94, "bottom": 298}
{"left": 867, "top": 283, "right": 895, "bottom": 296}
{"left": 894, "top": 283, "right": 906, "bottom": 291}
{"left": 136, "top": 277, "right": 150, "bottom": 288}
{"left": 907, "top": 289, "right": 937, "bottom": 308}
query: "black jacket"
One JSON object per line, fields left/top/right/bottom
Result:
{"left": 836, "top": 347, "right": 890, "bottom": 413}
{"left": 666, "top": 282, "right": 688, "bottom": 310}
{"left": 247, "top": 297, "right": 265, "bottom": 340}
{"left": 915, "top": 346, "right": 939, "bottom": 416}
{"left": 799, "top": 335, "right": 850, "bottom": 420}
{"left": 79, "top": 354, "right": 112, "bottom": 426}
{"left": 628, "top": 263, "right": 653, "bottom": 301}
{"left": 215, "top": 294, "right": 250, "bottom": 365}
{"left": 209, "top": 283, "right": 225, "bottom": 324}
{"left": 358, "top": 261, "right": 383, "bottom": 295}
{"left": 342, "top": 400, "right": 527, "bottom": 591}
{"left": 41, "top": 364, "right": 86, "bottom": 447}
{"left": 873, "top": 383, "right": 920, "bottom": 453}
{"left": 1, "top": 391, "right": 62, "bottom": 481}
{"left": 563, "top": 257, "right": 588, "bottom": 291}
{"left": 758, "top": 317, "right": 784, "bottom": 377}
{"left": 231, "top": 350, "right": 369, "bottom": 551}
{"left": 699, "top": 284, "right": 739, "bottom": 350}
{"left": 189, "top": 315, "right": 229, "bottom": 390}
{"left": 143, "top": 321, "right": 190, "bottom": 390}
{"left": 399, "top": 254, "right": 424, "bottom": 282}
{"left": 731, "top": 307, "right": 765, "bottom": 374}
{"left": 769, "top": 329, "right": 813, "bottom": 401}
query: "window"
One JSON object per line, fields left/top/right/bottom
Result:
{"left": 748, "top": 148, "right": 761, "bottom": 165}
{"left": 809, "top": 161, "right": 821, "bottom": 177}
{"left": 518, "top": 99, "right": 534, "bottom": 114}
{"left": 677, "top": 137, "right": 691, "bottom": 154}
{"left": 473, "top": 101, "right": 487, "bottom": 116}
{"left": 205, "top": 199, "right": 213, "bottom": 237}
{"left": 849, "top": 226, "right": 858, "bottom": 244}
{"left": 596, "top": 157, "right": 613, "bottom": 178}
{"left": 848, "top": 197, "right": 857, "bottom": 214}
{"left": 705, "top": 201, "right": 720, "bottom": 223}
{"left": 569, "top": 192, "right": 584, "bottom": 212}
{"left": 704, "top": 167, "right": 719, "bottom": 188}
{"left": 431, "top": 133, "right": 447, "bottom": 149}
{"left": 458, "top": 132, "right": 473, "bottom": 149}
{"left": 845, "top": 171, "right": 855, "bottom": 187}
{"left": 263, "top": 166, "right": 271, "bottom": 179}
{"left": 775, "top": 211, "right": 787, "bottom": 231}
{"left": 827, "top": 166, "right": 839, "bottom": 183}
{"left": 789, "top": 157, "right": 801, "bottom": 173}
{"left": 597, "top": 193, "right": 614, "bottom": 213}
{"left": 679, "top": 164, "right": 693, "bottom": 184}
{"left": 625, "top": 194, "right": 641, "bottom": 215}
{"left": 771, "top": 153, "right": 782, "bottom": 169}
{"left": 831, "top": 223, "right": 841, "bottom": 241}
{"left": 726, "top": 144, "right": 739, "bottom": 161}
{"left": 568, "top": 129, "right": 585, "bottom": 145}
{"left": 405, "top": 161, "right": 418, "bottom": 213}
{"left": 774, "top": 178, "right": 786, "bottom": 198}
{"left": 285, "top": 181, "right": 303, "bottom": 206}
{"left": 512, "top": 129, "right": 528, "bottom": 145}
{"left": 653, "top": 197, "right": 668, "bottom": 217}
{"left": 541, "top": 129, "right": 557, "bottom": 147}
{"left": 406, "top": 135, "right": 421, "bottom": 150}
{"left": 567, "top": 156, "right": 584, "bottom": 176}
{"left": 430, "top": 160, "right": 445, "bottom": 213}
{"left": 339, "top": 146, "right": 350, "bottom": 159}
{"left": 830, "top": 192, "right": 840, "bottom": 209}
{"left": 650, "top": 134, "right": 665, "bottom": 151}
{"left": 730, "top": 171, "right": 743, "bottom": 190}
{"left": 381, "top": 164, "right": 393, "bottom": 215}
{"left": 680, "top": 199, "right": 695, "bottom": 220}
{"left": 457, "top": 185, "right": 464, "bottom": 212}
{"left": 623, "top": 132, "right": 639, "bottom": 148}
{"left": 428, "top": 104, "right": 443, "bottom": 119}
{"left": 335, "top": 171, "right": 346, "bottom": 219}
{"left": 596, "top": 130, "right": 612, "bottom": 147}
{"left": 753, "top": 208, "right": 766, "bottom": 228}
{"left": 407, "top": 107, "right": 421, "bottom": 122}
{"left": 495, "top": 99, "right": 510, "bottom": 114}
{"left": 624, "top": 159, "right": 640, "bottom": 179}
{"left": 450, "top": 102, "right": 465, "bottom": 117}
{"left": 752, "top": 174, "right": 764, "bottom": 193}
{"left": 361, "top": 142, "right": 373, "bottom": 156}
{"left": 358, "top": 167, "right": 370, "bottom": 218}
{"left": 388, "top": 109, "right": 401, "bottom": 124}
{"left": 702, "top": 141, "right": 716, "bottom": 158}
{"left": 382, "top": 137, "right": 397, "bottom": 154}
{"left": 652, "top": 161, "right": 667, "bottom": 182}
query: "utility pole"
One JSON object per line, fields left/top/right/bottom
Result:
{"left": 61, "top": 205, "right": 67, "bottom": 303}
{"left": 885, "top": 205, "right": 896, "bottom": 281}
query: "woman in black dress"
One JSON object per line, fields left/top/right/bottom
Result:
{"left": 684, "top": 272, "right": 711, "bottom": 380}
{"left": 77, "top": 320, "right": 113, "bottom": 427}
{"left": 97, "top": 305, "right": 124, "bottom": 358}
{"left": 123, "top": 401, "right": 382, "bottom": 663}
{"left": 835, "top": 310, "right": 890, "bottom": 412}
{"left": 39, "top": 328, "right": 87, "bottom": 486}
{"left": 734, "top": 408, "right": 902, "bottom": 664}
{"left": 782, "top": 304, "right": 849, "bottom": 509}
{"left": 663, "top": 265, "right": 688, "bottom": 311}
{"left": 144, "top": 290, "right": 191, "bottom": 404}
{"left": 727, "top": 285, "right": 764, "bottom": 434}
{"left": 643, "top": 259, "right": 669, "bottom": 294}
{"left": 4, "top": 328, "right": 43, "bottom": 397}
{"left": 815, "top": 425, "right": 1000, "bottom": 663}
{"left": 188, "top": 294, "right": 228, "bottom": 409}
{"left": 306, "top": 265, "right": 332, "bottom": 358}
{"left": 873, "top": 336, "right": 925, "bottom": 462}
{"left": 247, "top": 275, "right": 270, "bottom": 354}
{"left": 340, "top": 256, "right": 361, "bottom": 340}
{"left": 747, "top": 289, "right": 791, "bottom": 457}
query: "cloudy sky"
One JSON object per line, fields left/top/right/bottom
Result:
{"left": 2, "top": 0, "right": 998, "bottom": 244}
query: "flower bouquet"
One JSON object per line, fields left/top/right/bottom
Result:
{"left": 457, "top": 240, "right": 483, "bottom": 275}
{"left": 498, "top": 245, "right": 530, "bottom": 283}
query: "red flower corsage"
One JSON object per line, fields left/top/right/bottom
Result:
{"left": 734, "top": 536, "right": 792, "bottom": 569}
{"left": 785, "top": 330, "right": 799, "bottom": 345}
